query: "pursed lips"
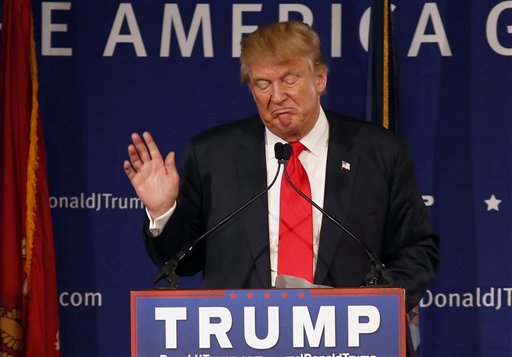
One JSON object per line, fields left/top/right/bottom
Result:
{"left": 272, "top": 107, "right": 296, "bottom": 117}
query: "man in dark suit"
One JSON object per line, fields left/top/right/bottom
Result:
{"left": 124, "top": 21, "right": 439, "bottom": 313}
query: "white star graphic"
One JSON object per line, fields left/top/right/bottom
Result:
{"left": 484, "top": 194, "right": 502, "bottom": 211}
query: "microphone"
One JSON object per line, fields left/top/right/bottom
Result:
{"left": 153, "top": 142, "right": 288, "bottom": 288}
{"left": 282, "top": 143, "right": 393, "bottom": 287}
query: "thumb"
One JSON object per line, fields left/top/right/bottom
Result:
{"left": 164, "top": 151, "right": 178, "bottom": 174}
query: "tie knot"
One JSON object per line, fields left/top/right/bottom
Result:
{"left": 290, "top": 141, "right": 307, "bottom": 157}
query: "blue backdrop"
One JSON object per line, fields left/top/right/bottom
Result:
{"left": 1, "top": 0, "right": 511, "bottom": 355}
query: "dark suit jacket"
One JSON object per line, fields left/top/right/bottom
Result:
{"left": 144, "top": 112, "right": 440, "bottom": 311}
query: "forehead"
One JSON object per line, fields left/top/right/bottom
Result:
{"left": 248, "top": 57, "right": 312, "bottom": 81}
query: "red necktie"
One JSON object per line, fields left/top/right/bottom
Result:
{"left": 278, "top": 141, "right": 314, "bottom": 283}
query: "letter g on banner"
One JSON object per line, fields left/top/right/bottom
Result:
{"left": 486, "top": 1, "right": 512, "bottom": 56}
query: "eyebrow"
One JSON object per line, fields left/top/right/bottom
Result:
{"left": 252, "top": 69, "right": 301, "bottom": 83}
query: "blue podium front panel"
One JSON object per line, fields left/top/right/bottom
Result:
{"left": 131, "top": 288, "right": 405, "bottom": 357}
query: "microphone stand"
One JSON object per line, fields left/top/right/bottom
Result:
{"left": 154, "top": 142, "right": 392, "bottom": 289}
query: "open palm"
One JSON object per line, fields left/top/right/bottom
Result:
{"left": 123, "top": 132, "right": 180, "bottom": 219}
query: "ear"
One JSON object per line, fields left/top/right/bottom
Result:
{"left": 315, "top": 65, "right": 328, "bottom": 94}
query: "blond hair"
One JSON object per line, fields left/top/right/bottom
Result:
{"left": 239, "top": 21, "right": 327, "bottom": 83}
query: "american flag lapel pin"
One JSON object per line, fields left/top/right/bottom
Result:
{"left": 341, "top": 160, "right": 351, "bottom": 171}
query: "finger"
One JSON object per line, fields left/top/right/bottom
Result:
{"left": 132, "top": 132, "right": 151, "bottom": 163}
{"left": 143, "top": 131, "right": 163, "bottom": 161}
{"left": 127, "top": 144, "right": 143, "bottom": 171}
{"left": 164, "top": 151, "right": 177, "bottom": 174}
{"left": 123, "top": 160, "right": 136, "bottom": 181}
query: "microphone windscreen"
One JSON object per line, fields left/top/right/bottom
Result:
{"left": 283, "top": 143, "right": 292, "bottom": 160}
{"left": 274, "top": 142, "right": 284, "bottom": 160}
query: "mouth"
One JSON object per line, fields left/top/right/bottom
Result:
{"left": 272, "top": 108, "right": 297, "bottom": 119}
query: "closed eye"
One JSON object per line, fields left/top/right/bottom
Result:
{"left": 283, "top": 74, "right": 299, "bottom": 85}
{"left": 254, "top": 80, "right": 271, "bottom": 91}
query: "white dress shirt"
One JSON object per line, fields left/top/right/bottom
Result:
{"left": 265, "top": 108, "right": 329, "bottom": 285}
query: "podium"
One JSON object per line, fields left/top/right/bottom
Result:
{"left": 131, "top": 288, "right": 405, "bottom": 357}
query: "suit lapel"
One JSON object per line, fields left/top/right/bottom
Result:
{"left": 234, "top": 119, "right": 272, "bottom": 287}
{"left": 315, "top": 113, "right": 360, "bottom": 284}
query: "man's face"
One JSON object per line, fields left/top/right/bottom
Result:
{"left": 248, "top": 57, "right": 327, "bottom": 142}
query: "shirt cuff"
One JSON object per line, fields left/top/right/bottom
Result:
{"left": 146, "top": 202, "right": 176, "bottom": 236}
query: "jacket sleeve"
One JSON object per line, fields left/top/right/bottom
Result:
{"left": 382, "top": 136, "right": 440, "bottom": 311}
{"left": 143, "top": 140, "right": 206, "bottom": 277}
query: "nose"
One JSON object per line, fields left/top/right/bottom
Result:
{"left": 270, "top": 82, "right": 287, "bottom": 104}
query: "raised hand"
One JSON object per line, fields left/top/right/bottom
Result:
{"left": 123, "top": 132, "right": 180, "bottom": 219}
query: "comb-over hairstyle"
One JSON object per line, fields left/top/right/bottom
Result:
{"left": 239, "top": 21, "right": 327, "bottom": 83}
